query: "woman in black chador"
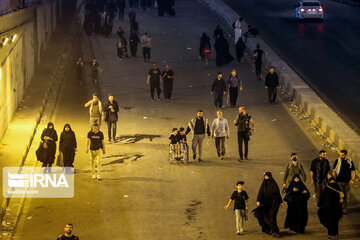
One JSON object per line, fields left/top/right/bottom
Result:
{"left": 214, "top": 34, "right": 234, "bottom": 67}
{"left": 284, "top": 174, "right": 310, "bottom": 233}
{"left": 256, "top": 172, "right": 283, "bottom": 237}
{"left": 40, "top": 122, "right": 58, "bottom": 172}
{"left": 59, "top": 124, "right": 77, "bottom": 169}
{"left": 199, "top": 32, "right": 210, "bottom": 60}
{"left": 317, "top": 177, "right": 343, "bottom": 239}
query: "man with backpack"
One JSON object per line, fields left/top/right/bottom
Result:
{"left": 234, "top": 106, "right": 255, "bottom": 161}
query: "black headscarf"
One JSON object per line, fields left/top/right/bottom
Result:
{"left": 327, "top": 177, "right": 342, "bottom": 192}
{"left": 47, "top": 122, "right": 54, "bottom": 129}
{"left": 287, "top": 174, "right": 307, "bottom": 192}
{"left": 62, "top": 123, "right": 73, "bottom": 133}
{"left": 257, "top": 172, "right": 282, "bottom": 204}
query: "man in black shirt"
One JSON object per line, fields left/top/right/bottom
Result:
{"left": 332, "top": 149, "right": 355, "bottom": 214}
{"left": 146, "top": 63, "right": 162, "bottom": 101}
{"left": 225, "top": 181, "right": 249, "bottom": 235}
{"left": 56, "top": 223, "right": 79, "bottom": 240}
{"left": 86, "top": 124, "right": 105, "bottom": 180}
{"left": 185, "top": 110, "right": 211, "bottom": 162}
{"left": 310, "top": 150, "right": 330, "bottom": 204}
{"left": 234, "top": 106, "right": 255, "bottom": 160}
{"left": 102, "top": 94, "right": 119, "bottom": 143}
{"left": 211, "top": 72, "right": 227, "bottom": 109}
{"left": 253, "top": 44, "right": 264, "bottom": 80}
{"left": 162, "top": 64, "right": 175, "bottom": 101}
{"left": 265, "top": 67, "right": 279, "bottom": 104}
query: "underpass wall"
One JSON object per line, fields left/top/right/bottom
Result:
{"left": 0, "top": 0, "right": 62, "bottom": 141}
{"left": 199, "top": 0, "right": 360, "bottom": 177}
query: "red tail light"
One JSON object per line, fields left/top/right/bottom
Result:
{"left": 318, "top": 8, "right": 323, "bottom": 12}
{"left": 300, "top": 8, "right": 305, "bottom": 12}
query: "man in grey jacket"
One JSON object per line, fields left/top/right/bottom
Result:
{"left": 185, "top": 110, "right": 211, "bottom": 162}
{"left": 211, "top": 110, "right": 229, "bottom": 160}
{"left": 283, "top": 153, "right": 306, "bottom": 188}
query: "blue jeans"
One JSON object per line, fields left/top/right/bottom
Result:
{"left": 107, "top": 121, "right": 117, "bottom": 141}
{"left": 214, "top": 90, "right": 224, "bottom": 108}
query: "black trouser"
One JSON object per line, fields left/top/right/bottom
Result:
{"left": 107, "top": 121, "right": 117, "bottom": 140}
{"left": 143, "top": 47, "right": 151, "bottom": 61}
{"left": 150, "top": 80, "right": 161, "bottom": 99}
{"left": 215, "top": 137, "right": 225, "bottom": 157}
{"left": 229, "top": 87, "right": 238, "bottom": 106}
{"left": 267, "top": 87, "right": 277, "bottom": 103}
{"left": 130, "top": 43, "right": 138, "bottom": 56}
{"left": 62, "top": 148, "right": 75, "bottom": 167}
{"left": 163, "top": 79, "right": 173, "bottom": 99}
{"left": 213, "top": 90, "right": 223, "bottom": 108}
{"left": 237, "top": 131, "right": 249, "bottom": 158}
{"left": 255, "top": 61, "right": 262, "bottom": 77}
{"left": 119, "top": 7, "right": 124, "bottom": 20}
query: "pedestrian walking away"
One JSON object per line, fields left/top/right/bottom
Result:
{"left": 141, "top": 32, "right": 151, "bottom": 62}
{"left": 332, "top": 149, "right": 355, "bottom": 214}
{"left": 211, "top": 110, "right": 229, "bottom": 160}
{"left": 185, "top": 110, "right": 211, "bottom": 162}
{"left": 129, "top": 30, "right": 140, "bottom": 57}
{"left": 40, "top": 122, "right": 58, "bottom": 173}
{"left": 86, "top": 124, "right": 105, "bottom": 180}
{"left": 199, "top": 32, "right": 211, "bottom": 60}
{"left": 76, "top": 57, "right": 84, "bottom": 85}
{"left": 284, "top": 174, "right": 310, "bottom": 234}
{"left": 225, "top": 181, "right": 249, "bottom": 235}
{"left": 162, "top": 64, "right": 175, "bottom": 101}
{"left": 317, "top": 177, "right": 344, "bottom": 239}
{"left": 235, "top": 37, "right": 246, "bottom": 63}
{"left": 85, "top": 93, "right": 103, "bottom": 127}
{"left": 234, "top": 106, "right": 255, "bottom": 160}
{"left": 213, "top": 25, "right": 223, "bottom": 41}
{"left": 147, "top": 63, "right": 162, "bottom": 101}
{"left": 227, "top": 70, "right": 243, "bottom": 107}
{"left": 283, "top": 153, "right": 306, "bottom": 189}
{"left": 253, "top": 44, "right": 264, "bottom": 80}
{"left": 118, "top": 0, "right": 126, "bottom": 20}
{"left": 214, "top": 34, "right": 234, "bottom": 67}
{"left": 211, "top": 72, "right": 227, "bottom": 109}
{"left": 255, "top": 172, "right": 283, "bottom": 237}
{"left": 91, "top": 58, "right": 102, "bottom": 84}
{"left": 59, "top": 124, "right": 77, "bottom": 171}
{"left": 103, "top": 94, "right": 120, "bottom": 142}
{"left": 232, "top": 17, "right": 243, "bottom": 44}
{"left": 265, "top": 66, "right": 279, "bottom": 104}
{"left": 56, "top": 223, "right": 79, "bottom": 240}
{"left": 310, "top": 150, "right": 331, "bottom": 204}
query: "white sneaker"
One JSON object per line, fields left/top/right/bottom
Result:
{"left": 92, "top": 175, "right": 96, "bottom": 179}
{"left": 240, "top": 228, "right": 244, "bottom": 234}
{"left": 96, "top": 175, "right": 101, "bottom": 180}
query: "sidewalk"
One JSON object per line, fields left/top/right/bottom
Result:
{"left": 6, "top": 0, "right": 360, "bottom": 239}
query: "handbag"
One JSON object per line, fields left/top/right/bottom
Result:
{"left": 56, "top": 152, "right": 64, "bottom": 167}
{"left": 327, "top": 185, "right": 345, "bottom": 199}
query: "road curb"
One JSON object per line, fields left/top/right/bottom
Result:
{"left": 198, "top": 0, "right": 360, "bottom": 177}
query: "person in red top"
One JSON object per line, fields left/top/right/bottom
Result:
{"left": 203, "top": 42, "right": 211, "bottom": 65}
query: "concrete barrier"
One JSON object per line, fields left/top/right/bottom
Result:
{"left": 199, "top": 0, "right": 360, "bottom": 176}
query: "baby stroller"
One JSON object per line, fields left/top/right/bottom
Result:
{"left": 169, "top": 143, "right": 188, "bottom": 164}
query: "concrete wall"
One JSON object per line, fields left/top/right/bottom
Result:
{"left": 0, "top": 0, "right": 62, "bottom": 140}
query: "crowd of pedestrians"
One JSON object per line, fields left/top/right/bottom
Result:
{"left": 48, "top": 1, "right": 358, "bottom": 239}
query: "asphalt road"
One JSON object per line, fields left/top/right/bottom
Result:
{"left": 10, "top": 0, "right": 360, "bottom": 239}
{"left": 223, "top": 0, "right": 360, "bottom": 132}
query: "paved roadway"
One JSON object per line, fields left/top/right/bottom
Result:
{"left": 223, "top": 0, "right": 360, "bottom": 133}
{"left": 12, "top": 0, "right": 360, "bottom": 239}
